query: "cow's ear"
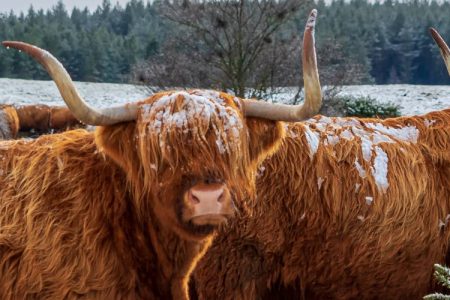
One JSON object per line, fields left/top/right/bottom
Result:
{"left": 95, "top": 123, "right": 139, "bottom": 173}
{"left": 245, "top": 118, "right": 285, "bottom": 164}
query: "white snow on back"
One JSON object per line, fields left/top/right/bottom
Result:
{"left": 351, "top": 127, "right": 373, "bottom": 162}
{"left": 301, "top": 115, "right": 416, "bottom": 193}
{"left": 371, "top": 146, "right": 389, "bottom": 192}
{"left": 340, "top": 129, "right": 354, "bottom": 140}
{"left": 372, "top": 133, "right": 394, "bottom": 144}
{"left": 317, "top": 177, "right": 324, "bottom": 189}
{"left": 302, "top": 124, "right": 320, "bottom": 158}
{"left": 366, "top": 123, "right": 419, "bottom": 143}
{"left": 326, "top": 134, "right": 340, "bottom": 146}
{"left": 424, "top": 119, "right": 437, "bottom": 127}
{"left": 313, "top": 116, "right": 360, "bottom": 128}
{"left": 354, "top": 158, "right": 366, "bottom": 178}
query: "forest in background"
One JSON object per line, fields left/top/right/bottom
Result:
{"left": 0, "top": 0, "right": 449, "bottom": 86}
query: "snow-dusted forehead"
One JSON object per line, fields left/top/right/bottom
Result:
{"left": 139, "top": 90, "right": 244, "bottom": 154}
{"left": 141, "top": 90, "right": 242, "bottom": 132}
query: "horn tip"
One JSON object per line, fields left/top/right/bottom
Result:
{"left": 2, "top": 41, "right": 15, "bottom": 48}
{"left": 429, "top": 28, "right": 450, "bottom": 54}
{"left": 2, "top": 41, "right": 28, "bottom": 51}
{"left": 429, "top": 27, "right": 439, "bottom": 39}
{"left": 306, "top": 9, "right": 318, "bottom": 29}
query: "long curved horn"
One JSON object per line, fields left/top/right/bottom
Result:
{"left": 2, "top": 41, "right": 138, "bottom": 125}
{"left": 430, "top": 28, "right": 450, "bottom": 76}
{"left": 243, "top": 9, "right": 322, "bottom": 122}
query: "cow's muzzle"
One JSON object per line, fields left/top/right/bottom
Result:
{"left": 182, "top": 182, "right": 234, "bottom": 226}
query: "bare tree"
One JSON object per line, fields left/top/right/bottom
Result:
{"left": 133, "top": 0, "right": 307, "bottom": 99}
{"left": 132, "top": 1, "right": 369, "bottom": 105}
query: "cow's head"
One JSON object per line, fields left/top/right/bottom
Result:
{"left": 3, "top": 10, "right": 322, "bottom": 240}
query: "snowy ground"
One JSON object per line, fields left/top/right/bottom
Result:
{"left": 339, "top": 85, "right": 450, "bottom": 116}
{"left": 0, "top": 78, "right": 449, "bottom": 116}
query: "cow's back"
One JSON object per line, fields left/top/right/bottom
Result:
{"left": 0, "top": 131, "right": 150, "bottom": 299}
{"left": 194, "top": 110, "right": 450, "bottom": 299}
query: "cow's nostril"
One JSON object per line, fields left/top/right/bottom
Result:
{"left": 191, "top": 195, "right": 200, "bottom": 204}
{"left": 217, "top": 192, "right": 224, "bottom": 203}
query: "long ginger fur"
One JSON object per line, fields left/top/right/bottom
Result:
{"left": 0, "top": 91, "right": 283, "bottom": 299}
{"left": 193, "top": 108, "right": 450, "bottom": 299}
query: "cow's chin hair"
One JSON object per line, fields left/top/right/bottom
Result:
{"left": 182, "top": 221, "right": 218, "bottom": 237}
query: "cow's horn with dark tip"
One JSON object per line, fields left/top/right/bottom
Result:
{"left": 242, "top": 9, "right": 322, "bottom": 122}
{"left": 2, "top": 41, "right": 138, "bottom": 125}
{"left": 430, "top": 28, "right": 450, "bottom": 76}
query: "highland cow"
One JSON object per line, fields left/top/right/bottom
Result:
{"left": 15, "top": 104, "right": 82, "bottom": 133}
{"left": 0, "top": 105, "right": 19, "bottom": 140}
{"left": 0, "top": 104, "right": 81, "bottom": 140}
{"left": 192, "top": 27, "right": 450, "bottom": 300}
{"left": 0, "top": 9, "right": 322, "bottom": 299}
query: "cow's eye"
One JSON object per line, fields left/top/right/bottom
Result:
{"left": 204, "top": 178, "right": 222, "bottom": 185}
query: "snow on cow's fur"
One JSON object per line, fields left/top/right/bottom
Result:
{"left": 0, "top": 90, "right": 284, "bottom": 299}
{"left": 193, "top": 108, "right": 450, "bottom": 299}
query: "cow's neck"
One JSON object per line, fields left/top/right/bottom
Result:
{"left": 146, "top": 217, "right": 213, "bottom": 300}
{"left": 103, "top": 157, "right": 213, "bottom": 299}
{"left": 115, "top": 200, "right": 212, "bottom": 299}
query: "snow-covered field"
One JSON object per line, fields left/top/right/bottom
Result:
{"left": 339, "top": 85, "right": 450, "bottom": 116}
{"left": 0, "top": 78, "right": 449, "bottom": 116}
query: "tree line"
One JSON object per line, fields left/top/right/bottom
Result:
{"left": 0, "top": 0, "right": 449, "bottom": 86}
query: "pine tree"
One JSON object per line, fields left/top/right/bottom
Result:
{"left": 424, "top": 264, "right": 450, "bottom": 300}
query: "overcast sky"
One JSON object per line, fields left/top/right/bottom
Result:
{"left": 0, "top": 0, "right": 136, "bottom": 14}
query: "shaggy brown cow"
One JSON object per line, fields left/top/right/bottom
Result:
{"left": 15, "top": 104, "right": 82, "bottom": 133}
{"left": 0, "top": 9, "right": 321, "bottom": 299}
{"left": 192, "top": 26, "right": 450, "bottom": 300}
{"left": 0, "top": 104, "right": 81, "bottom": 140}
{"left": 0, "top": 105, "right": 19, "bottom": 139}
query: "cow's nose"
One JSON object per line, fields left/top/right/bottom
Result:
{"left": 185, "top": 183, "right": 235, "bottom": 226}
{"left": 189, "top": 185, "right": 224, "bottom": 205}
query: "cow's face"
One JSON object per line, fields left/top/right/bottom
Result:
{"left": 97, "top": 90, "right": 284, "bottom": 240}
